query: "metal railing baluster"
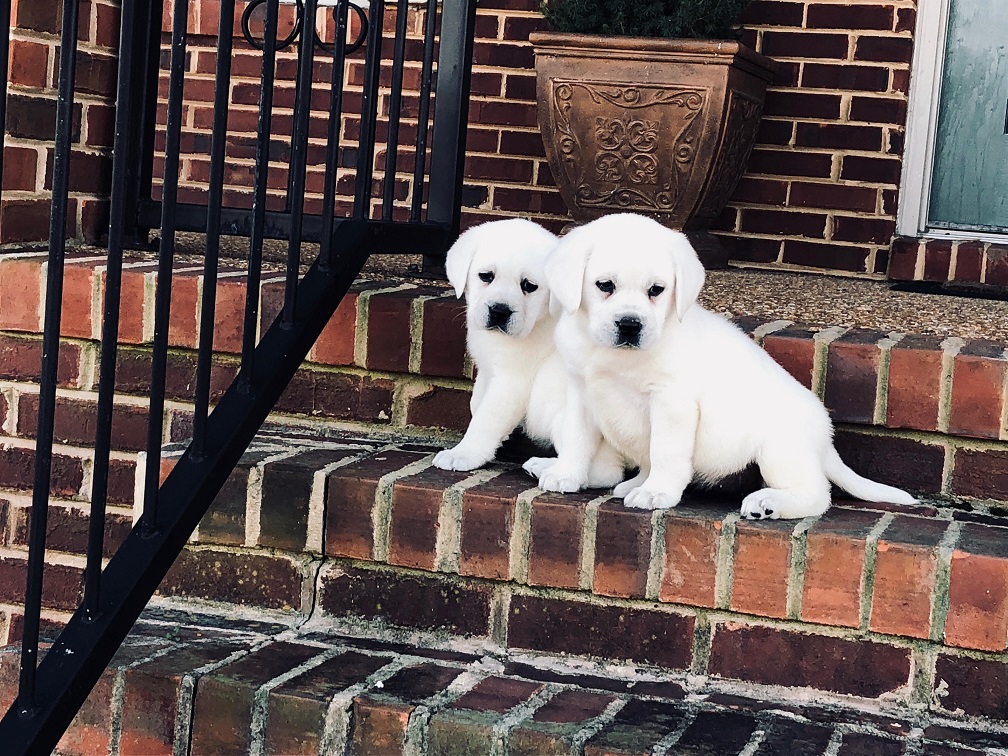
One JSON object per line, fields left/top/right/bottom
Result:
{"left": 140, "top": 0, "right": 190, "bottom": 536}
{"left": 319, "top": 0, "right": 353, "bottom": 270}
{"left": 18, "top": 0, "right": 81, "bottom": 715}
{"left": 382, "top": 0, "right": 410, "bottom": 221}
{"left": 283, "top": 0, "right": 321, "bottom": 326}
{"left": 353, "top": 0, "right": 385, "bottom": 219}
{"left": 240, "top": 0, "right": 281, "bottom": 390}
{"left": 85, "top": 0, "right": 142, "bottom": 619}
{"left": 411, "top": 0, "right": 438, "bottom": 223}
{"left": 193, "top": 0, "right": 237, "bottom": 460}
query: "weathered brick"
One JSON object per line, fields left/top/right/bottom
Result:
{"left": 584, "top": 699, "right": 688, "bottom": 756}
{"left": 510, "top": 689, "right": 617, "bottom": 756}
{"left": 885, "top": 335, "right": 944, "bottom": 432}
{"left": 802, "top": 508, "right": 882, "bottom": 627}
{"left": 319, "top": 566, "right": 492, "bottom": 636}
{"left": 731, "top": 518, "right": 792, "bottom": 619}
{"left": 351, "top": 664, "right": 462, "bottom": 756}
{"left": 527, "top": 490, "right": 596, "bottom": 589}
{"left": 949, "top": 342, "right": 1007, "bottom": 440}
{"left": 264, "top": 650, "right": 392, "bottom": 755}
{"left": 460, "top": 470, "right": 530, "bottom": 580}
{"left": 308, "top": 289, "right": 359, "bottom": 366}
{"left": 508, "top": 594, "right": 693, "bottom": 669}
{"left": 933, "top": 654, "right": 1008, "bottom": 718}
{"left": 159, "top": 548, "right": 304, "bottom": 612}
{"left": 887, "top": 238, "right": 920, "bottom": 281}
{"left": 190, "top": 642, "right": 325, "bottom": 754}
{"left": 660, "top": 506, "right": 730, "bottom": 608}
{"left": 709, "top": 623, "right": 911, "bottom": 697}
{"left": 762, "top": 326, "right": 817, "bottom": 389}
{"left": 945, "top": 523, "right": 1008, "bottom": 652}
{"left": 420, "top": 294, "right": 468, "bottom": 379}
{"left": 428, "top": 677, "right": 543, "bottom": 755}
{"left": 325, "top": 449, "right": 429, "bottom": 559}
{"left": 922, "top": 241, "right": 953, "bottom": 282}
{"left": 259, "top": 448, "right": 359, "bottom": 552}
{"left": 593, "top": 500, "right": 653, "bottom": 599}
{"left": 364, "top": 288, "right": 419, "bottom": 372}
{"left": 389, "top": 466, "right": 472, "bottom": 571}
{"left": 120, "top": 639, "right": 254, "bottom": 755}
{"left": 404, "top": 384, "right": 472, "bottom": 432}
{"left": 870, "top": 516, "right": 950, "bottom": 639}
{"left": 951, "top": 448, "right": 1008, "bottom": 501}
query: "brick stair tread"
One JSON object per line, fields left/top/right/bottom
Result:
{"left": 2, "top": 607, "right": 1006, "bottom": 755}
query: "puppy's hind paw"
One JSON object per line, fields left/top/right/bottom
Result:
{"left": 522, "top": 456, "right": 555, "bottom": 480}
{"left": 433, "top": 446, "right": 489, "bottom": 472}
{"left": 623, "top": 487, "right": 679, "bottom": 511}
{"left": 740, "top": 489, "right": 781, "bottom": 520}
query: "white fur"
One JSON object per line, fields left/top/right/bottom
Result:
{"left": 536, "top": 213, "right": 916, "bottom": 519}
{"left": 433, "top": 219, "right": 624, "bottom": 487}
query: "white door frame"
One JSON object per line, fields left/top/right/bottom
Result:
{"left": 898, "top": 0, "right": 1008, "bottom": 242}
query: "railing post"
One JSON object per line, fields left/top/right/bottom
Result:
{"left": 423, "top": 0, "right": 479, "bottom": 274}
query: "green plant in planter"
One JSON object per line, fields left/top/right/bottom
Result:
{"left": 540, "top": 0, "right": 752, "bottom": 40}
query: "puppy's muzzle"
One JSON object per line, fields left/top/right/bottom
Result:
{"left": 614, "top": 316, "right": 643, "bottom": 347}
{"left": 486, "top": 303, "right": 514, "bottom": 332}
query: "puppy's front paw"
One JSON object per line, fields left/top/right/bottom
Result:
{"left": 433, "top": 446, "right": 490, "bottom": 472}
{"left": 740, "top": 489, "right": 781, "bottom": 520}
{"left": 522, "top": 456, "right": 555, "bottom": 480}
{"left": 538, "top": 466, "right": 583, "bottom": 493}
{"left": 623, "top": 487, "right": 680, "bottom": 510}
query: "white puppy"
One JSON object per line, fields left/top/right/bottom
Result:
{"left": 536, "top": 213, "right": 915, "bottom": 520}
{"left": 433, "top": 218, "right": 624, "bottom": 487}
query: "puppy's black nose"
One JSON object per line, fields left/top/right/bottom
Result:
{"left": 487, "top": 303, "right": 513, "bottom": 330}
{"left": 616, "top": 316, "right": 642, "bottom": 346}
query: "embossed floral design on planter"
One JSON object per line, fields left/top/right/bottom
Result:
{"left": 554, "top": 82, "right": 704, "bottom": 214}
{"left": 532, "top": 33, "right": 776, "bottom": 265}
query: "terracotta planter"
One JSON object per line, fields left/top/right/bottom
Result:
{"left": 531, "top": 32, "right": 776, "bottom": 266}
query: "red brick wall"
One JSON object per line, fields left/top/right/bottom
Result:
{"left": 150, "top": 0, "right": 919, "bottom": 273}
{"left": 14, "top": 1, "right": 988, "bottom": 282}
{"left": 1, "top": 0, "right": 119, "bottom": 245}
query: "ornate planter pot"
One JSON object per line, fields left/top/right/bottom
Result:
{"left": 530, "top": 32, "right": 776, "bottom": 267}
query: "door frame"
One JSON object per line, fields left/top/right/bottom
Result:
{"left": 898, "top": 0, "right": 1008, "bottom": 242}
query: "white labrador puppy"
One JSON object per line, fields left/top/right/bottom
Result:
{"left": 536, "top": 213, "right": 915, "bottom": 520}
{"left": 433, "top": 218, "right": 624, "bottom": 487}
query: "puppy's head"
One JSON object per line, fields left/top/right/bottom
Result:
{"left": 545, "top": 213, "right": 705, "bottom": 350}
{"left": 445, "top": 219, "right": 556, "bottom": 338}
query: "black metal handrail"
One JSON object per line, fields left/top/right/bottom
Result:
{"left": 0, "top": 0, "right": 478, "bottom": 751}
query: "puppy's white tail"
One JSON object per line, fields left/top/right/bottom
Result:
{"left": 823, "top": 446, "right": 917, "bottom": 505}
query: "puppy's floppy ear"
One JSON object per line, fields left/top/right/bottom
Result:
{"left": 444, "top": 226, "right": 481, "bottom": 299}
{"left": 669, "top": 232, "right": 706, "bottom": 321}
{"left": 544, "top": 225, "right": 592, "bottom": 312}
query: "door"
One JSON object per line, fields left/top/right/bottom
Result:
{"left": 927, "top": 0, "right": 1008, "bottom": 232}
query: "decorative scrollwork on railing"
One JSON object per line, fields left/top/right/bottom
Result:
{"left": 241, "top": 0, "right": 369, "bottom": 55}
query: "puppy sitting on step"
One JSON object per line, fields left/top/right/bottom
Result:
{"left": 534, "top": 213, "right": 915, "bottom": 520}
{"left": 433, "top": 219, "right": 623, "bottom": 487}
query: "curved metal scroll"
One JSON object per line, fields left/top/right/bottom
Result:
{"left": 241, "top": 0, "right": 368, "bottom": 54}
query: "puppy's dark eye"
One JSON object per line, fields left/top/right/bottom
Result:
{"left": 596, "top": 280, "right": 615, "bottom": 295}
{"left": 648, "top": 284, "right": 665, "bottom": 298}
{"left": 478, "top": 271, "right": 494, "bottom": 284}
{"left": 521, "top": 278, "right": 538, "bottom": 295}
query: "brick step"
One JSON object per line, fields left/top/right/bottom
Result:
{"left": 73, "top": 428, "right": 993, "bottom": 720}
{"left": 3, "top": 251, "right": 1008, "bottom": 509}
{"left": 5, "top": 428, "right": 1008, "bottom": 719}
{"left": 2, "top": 607, "right": 1006, "bottom": 755}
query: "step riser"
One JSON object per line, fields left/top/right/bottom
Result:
{"left": 3, "top": 615, "right": 1005, "bottom": 756}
